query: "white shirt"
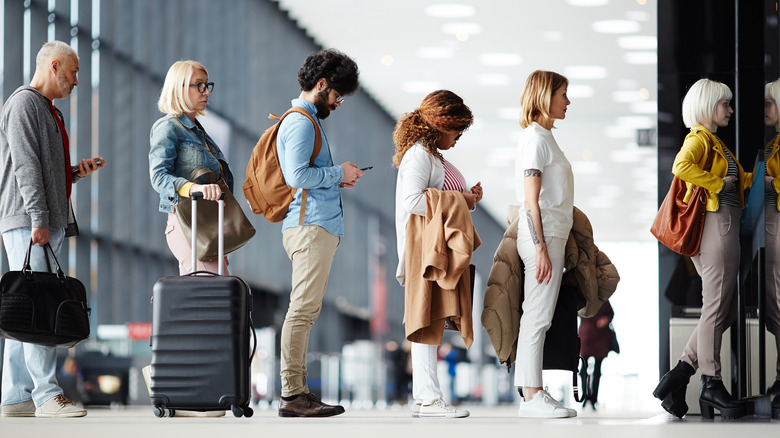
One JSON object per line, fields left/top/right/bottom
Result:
{"left": 515, "top": 122, "right": 574, "bottom": 239}
{"left": 394, "top": 144, "right": 445, "bottom": 286}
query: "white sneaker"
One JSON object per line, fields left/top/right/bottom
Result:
{"left": 411, "top": 402, "right": 421, "bottom": 418}
{"left": 35, "top": 395, "right": 87, "bottom": 418}
{"left": 517, "top": 389, "right": 577, "bottom": 418}
{"left": 417, "top": 398, "right": 469, "bottom": 418}
{"left": 1, "top": 399, "right": 36, "bottom": 417}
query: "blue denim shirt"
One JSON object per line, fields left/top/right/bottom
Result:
{"left": 277, "top": 99, "right": 345, "bottom": 236}
{"left": 149, "top": 113, "right": 234, "bottom": 213}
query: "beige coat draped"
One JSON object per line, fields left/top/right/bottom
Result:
{"left": 481, "top": 206, "right": 620, "bottom": 365}
{"left": 404, "top": 189, "right": 480, "bottom": 348}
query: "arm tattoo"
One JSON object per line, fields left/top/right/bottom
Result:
{"left": 524, "top": 169, "right": 542, "bottom": 178}
{"left": 526, "top": 210, "right": 543, "bottom": 244}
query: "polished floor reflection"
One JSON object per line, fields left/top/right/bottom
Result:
{"left": 0, "top": 405, "right": 776, "bottom": 438}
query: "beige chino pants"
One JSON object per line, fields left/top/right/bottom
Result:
{"left": 680, "top": 205, "right": 741, "bottom": 378}
{"left": 280, "top": 225, "right": 340, "bottom": 397}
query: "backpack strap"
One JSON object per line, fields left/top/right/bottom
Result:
{"left": 271, "top": 107, "right": 322, "bottom": 225}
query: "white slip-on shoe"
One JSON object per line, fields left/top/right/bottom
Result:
{"left": 1, "top": 399, "right": 36, "bottom": 417}
{"left": 411, "top": 402, "right": 421, "bottom": 418}
{"left": 417, "top": 398, "right": 469, "bottom": 418}
{"left": 517, "top": 389, "right": 576, "bottom": 418}
{"left": 35, "top": 395, "right": 86, "bottom": 418}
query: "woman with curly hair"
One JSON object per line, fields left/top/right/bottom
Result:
{"left": 515, "top": 70, "right": 577, "bottom": 418}
{"left": 393, "top": 90, "right": 482, "bottom": 418}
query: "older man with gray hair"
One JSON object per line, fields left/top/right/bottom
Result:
{"left": 0, "top": 40, "right": 104, "bottom": 418}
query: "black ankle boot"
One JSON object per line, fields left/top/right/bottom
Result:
{"left": 653, "top": 361, "right": 695, "bottom": 418}
{"left": 660, "top": 385, "right": 688, "bottom": 418}
{"left": 699, "top": 375, "right": 746, "bottom": 419}
{"left": 772, "top": 394, "right": 779, "bottom": 420}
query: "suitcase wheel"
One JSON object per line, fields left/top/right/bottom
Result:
{"left": 153, "top": 406, "right": 175, "bottom": 418}
{"left": 231, "top": 405, "right": 244, "bottom": 418}
{"left": 243, "top": 406, "right": 254, "bottom": 418}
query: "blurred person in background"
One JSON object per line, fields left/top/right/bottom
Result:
{"left": 578, "top": 300, "right": 619, "bottom": 410}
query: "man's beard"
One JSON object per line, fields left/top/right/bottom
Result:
{"left": 314, "top": 89, "right": 333, "bottom": 119}
{"left": 56, "top": 71, "right": 73, "bottom": 98}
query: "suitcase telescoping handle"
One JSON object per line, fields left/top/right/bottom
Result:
{"left": 190, "top": 192, "right": 226, "bottom": 275}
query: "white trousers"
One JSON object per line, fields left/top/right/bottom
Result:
{"left": 514, "top": 236, "right": 567, "bottom": 388}
{"left": 411, "top": 342, "right": 443, "bottom": 403}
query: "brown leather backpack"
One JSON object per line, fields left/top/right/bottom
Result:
{"left": 242, "top": 107, "right": 321, "bottom": 224}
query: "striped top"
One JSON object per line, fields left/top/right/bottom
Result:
{"left": 717, "top": 136, "right": 740, "bottom": 208}
{"left": 767, "top": 135, "right": 778, "bottom": 207}
{"left": 441, "top": 158, "right": 467, "bottom": 192}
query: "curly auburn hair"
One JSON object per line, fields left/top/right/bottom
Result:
{"left": 298, "top": 49, "right": 360, "bottom": 95}
{"left": 392, "top": 90, "right": 473, "bottom": 167}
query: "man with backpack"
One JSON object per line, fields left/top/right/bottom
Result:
{"left": 276, "top": 49, "right": 362, "bottom": 418}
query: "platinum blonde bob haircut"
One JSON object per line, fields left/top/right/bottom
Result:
{"left": 681, "top": 79, "right": 732, "bottom": 128}
{"left": 157, "top": 60, "right": 208, "bottom": 117}
{"left": 766, "top": 78, "right": 780, "bottom": 121}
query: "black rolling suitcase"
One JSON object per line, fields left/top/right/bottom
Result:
{"left": 149, "top": 193, "right": 255, "bottom": 418}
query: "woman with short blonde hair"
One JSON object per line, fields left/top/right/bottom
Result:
{"left": 514, "top": 70, "right": 576, "bottom": 418}
{"left": 157, "top": 60, "right": 209, "bottom": 117}
{"left": 653, "top": 78, "right": 748, "bottom": 419}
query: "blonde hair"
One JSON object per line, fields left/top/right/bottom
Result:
{"left": 681, "top": 79, "right": 732, "bottom": 128}
{"left": 157, "top": 60, "right": 208, "bottom": 117}
{"left": 766, "top": 79, "right": 780, "bottom": 120}
{"left": 518, "top": 70, "right": 568, "bottom": 129}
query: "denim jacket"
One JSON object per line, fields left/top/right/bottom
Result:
{"left": 149, "top": 113, "right": 234, "bottom": 213}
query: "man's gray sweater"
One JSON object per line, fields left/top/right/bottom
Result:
{"left": 0, "top": 86, "right": 79, "bottom": 234}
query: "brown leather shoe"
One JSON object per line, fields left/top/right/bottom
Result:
{"left": 278, "top": 392, "right": 345, "bottom": 417}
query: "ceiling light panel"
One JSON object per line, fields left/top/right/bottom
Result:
{"left": 624, "top": 51, "right": 657, "bottom": 64}
{"left": 401, "top": 81, "right": 442, "bottom": 94}
{"left": 567, "top": 84, "right": 595, "bottom": 98}
{"left": 566, "top": 0, "right": 609, "bottom": 6}
{"left": 592, "top": 19, "right": 641, "bottom": 33}
{"left": 476, "top": 73, "right": 511, "bottom": 86}
{"left": 617, "top": 35, "right": 657, "bottom": 49}
{"left": 425, "top": 4, "right": 476, "bottom": 18}
{"left": 442, "top": 22, "right": 482, "bottom": 35}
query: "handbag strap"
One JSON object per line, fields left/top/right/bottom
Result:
{"left": 23, "top": 240, "right": 65, "bottom": 278}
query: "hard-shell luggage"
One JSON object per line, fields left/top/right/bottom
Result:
{"left": 149, "top": 193, "right": 255, "bottom": 418}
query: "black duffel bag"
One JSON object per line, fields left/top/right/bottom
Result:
{"left": 0, "top": 241, "right": 91, "bottom": 347}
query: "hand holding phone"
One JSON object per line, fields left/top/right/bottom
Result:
{"left": 360, "top": 166, "right": 373, "bottom": 171}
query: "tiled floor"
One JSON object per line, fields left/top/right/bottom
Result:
{"left": 1, "top": 405, "right": 777, "bottom": 438}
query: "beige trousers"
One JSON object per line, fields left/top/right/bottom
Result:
{"left": 764, "top": 205, "right": 780, "bottom": 379}
{"left": 280, "top": 225, "right": 340, "bottom": 397}
{"left": 680, "top": 205, "right": 740, "bottom": 378}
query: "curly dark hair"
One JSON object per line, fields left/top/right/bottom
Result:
{"left": 392, "top": 90, "right": 473, "bottom": 167}
{"left": 298, "top": 49, "right": 360, "bottom": 95}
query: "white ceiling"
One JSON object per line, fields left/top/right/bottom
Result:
{"left": 274, "top": 0, "right": 658, "bottom": 243}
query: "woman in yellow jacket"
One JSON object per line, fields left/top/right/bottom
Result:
{"left": 653, "top": 79, "right": 750, "bottom": 420}
{"left": 763, "top": 79, "right": 780, "bottom": 412}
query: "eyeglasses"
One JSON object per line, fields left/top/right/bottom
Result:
{"left": 189, "top": 82, "right": 214, "bottom": 93}
{"left": 334, "top": 91, "right": 345, "bottom": 104}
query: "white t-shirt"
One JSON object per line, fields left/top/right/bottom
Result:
{"left": 515, "top": 122, "right": 574, "bottom": 239}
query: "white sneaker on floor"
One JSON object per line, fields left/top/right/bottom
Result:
{"left": 517, "top": 389, "right": 576, "bottom": 418}
{"left": 35, "top": 395, "right": 86, "bottom": 418}
{"left": 1, "top": 399, "right": 36, "bottom": 417}
{"left": 411, "top": 402, "right": 421, "bottom": 417}
{"left": 417, "top": 398, "right": 469, "bottom": 418}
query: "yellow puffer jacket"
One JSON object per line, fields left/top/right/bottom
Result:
{"left": 671, "top": 125, "right": 752, "bottom": 211}
{"left": 766, "top": 135, "right": 780, "bottom": 211}
{"left": 480, "top": 206, "right": 620, "bottom": 365}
